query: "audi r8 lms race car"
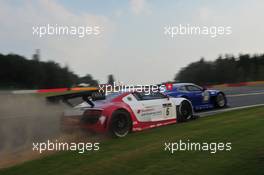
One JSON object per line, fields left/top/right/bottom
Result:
{"left": 47, "top": 90, "right": 197, "bottom": 138}
{"left": 164, "top": 83, "right": 227, "bottom": 111}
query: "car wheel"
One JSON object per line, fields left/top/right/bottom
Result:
{"left": 177, "top": 100, "right": 193, "bottom": 122}
{"left": 215, "top": 92, "right": 227, "bottom": 108}
{"left": 109, "top": 110, "right": 132, "bottom": 138}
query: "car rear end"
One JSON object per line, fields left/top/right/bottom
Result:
{"left": 61, "top": 107, "right": 107, "bottom": 133}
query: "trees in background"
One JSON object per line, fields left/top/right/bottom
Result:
{"left": 107, "top": 74, "right": 115, "bottom": 85}
{"left": 175, "top": 54, "right": 264, "bottom": 85}
{"left": 79, "top": 74, "right": 98, "bottom": 86}
{"left": 1, "top": 52, "right": 263, "bottom": 89}
{"left": 0, "top": 53, "right": 98, "bottom": 89}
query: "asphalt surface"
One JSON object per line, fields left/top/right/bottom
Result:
{"left": 222, "top": 85, "right": 264, "bottom": 108}
{"left": 196, "top": 84, "right": 264, "bottom": 116}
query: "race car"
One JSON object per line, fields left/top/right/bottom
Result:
{"left": 164, "top": 83, "right": 227, "bottom": 111}
{"left": 47, "top": 90, "right": 197, "bottom": 138}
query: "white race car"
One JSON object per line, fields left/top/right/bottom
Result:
{"left": 47, "top": 90, "right": 198, "bottom": 137}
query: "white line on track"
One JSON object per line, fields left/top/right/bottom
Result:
{"left": 227, "top": 91, "right": 264, "bottom": 97}
{"left": 198, "top": 103, "right": 264, "bottom": 117}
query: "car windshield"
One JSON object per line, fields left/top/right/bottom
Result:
{"left": 102, "top": 92, "right": 124, "bottom": 102}
{"left": 186, "top": 85, "right": 203, "bottom": 91}
{"left": 133, "top": 91, "right": 167, "bottom": 100}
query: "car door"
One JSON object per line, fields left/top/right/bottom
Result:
{"left": 185, "top": 85, "right": 209, "bottom": 105}
{"left": 131, "top": 92, "right": 176, "bottom": 122}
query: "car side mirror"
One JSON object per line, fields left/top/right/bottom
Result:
{"left": 202, "top": 87, "right": 207, "bottom": 91}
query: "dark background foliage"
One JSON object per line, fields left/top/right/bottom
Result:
{"left": 0, "top": 53, "right": 98, "bottom": 89}
{"left": 175, "top": 54, "right": 264, "bottom": 85}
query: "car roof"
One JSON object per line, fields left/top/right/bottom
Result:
{"left": 172, "top": 83, "right": 195, "bottom": 87}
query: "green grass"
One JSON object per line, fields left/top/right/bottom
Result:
{"left": 1, "top": 107, "right": 264, "bottom": 175}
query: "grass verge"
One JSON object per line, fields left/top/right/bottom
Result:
{"left": 1, "top": 107, "right": 264, "bottom": 175}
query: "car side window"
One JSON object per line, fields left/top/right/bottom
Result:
{"left": 178, "top": 86, "right": 187, "bottom": 92}
{"left": 133, "top": 92, "right": 167, "bottom": 101}
{"left": 186, "top": 85, "right": 203, "bottom": 92}
{"left": 133, "top": 92, "right": 142, "bottom": 100}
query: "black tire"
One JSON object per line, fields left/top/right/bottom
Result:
{"left": 214, "top": 92, "right": 227, "bottom": 108}
{"left": 177, "top": 100, "right": 193, "bottom": 122}
{"left": 109, "top": 110, "right": 132, "bottom": 138}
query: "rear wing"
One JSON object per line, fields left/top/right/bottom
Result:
{"left": 46, "top": 90, "right": 105, "bottom": 108}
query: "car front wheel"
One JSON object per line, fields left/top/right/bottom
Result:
{"left": 177, "top": 100, "right": 193, "bottom": 122}
{"left": 215, "top": 92, "right": 227, "bottom": 108}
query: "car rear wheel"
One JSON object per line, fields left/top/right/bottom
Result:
{"left": 109, "top": 110, "right": 132, "bottom": 138}
{"left": 177, "top": 100, "right": 193, "bottom": 122}
{"left": 215, "top": 92, "right": 227, "bottom": 108}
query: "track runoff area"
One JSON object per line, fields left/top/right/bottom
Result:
{"left": 9, "top": 81, "right": 264, "bottom": 117}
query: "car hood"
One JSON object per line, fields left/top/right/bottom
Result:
{"left": 206, "top": 89, "right": 220, "bottom": 95}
